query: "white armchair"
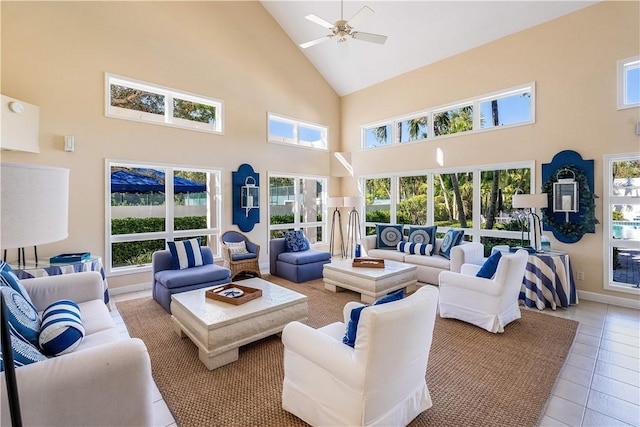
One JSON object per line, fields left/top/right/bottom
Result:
{"left": 281, "top": 286, "right": 439, "bottom": 427}
{"left": 438, "top": 249, "right": 529, "bottom": 333}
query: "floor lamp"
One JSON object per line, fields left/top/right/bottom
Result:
{"left": 344, "top": 196, "right": 365, "bottom": 258}
{"left": 1, "top": 163, "right": 70, "bottom": 266}
{"left": 512, "top": 193, "right": 548, "bottom": 251}
{"left": 327, "top": 197, "right": 345, "bottom": 258}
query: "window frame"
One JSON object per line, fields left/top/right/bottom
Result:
{"left": 267, "top": 113, "right": 328, "bottom": 151}
{"left": 360, "top": 82, "right": 535, "bottom": 150}
{"left": 105, "top": 159, "right": 223, "bottom": 276}
{"left": 603, "top": 152, "right": 640, "bottom": 294}
{"left": 617, "top": 56, "right": 640, "bottom": 110}
{"left": 105, "top": 73, "right": 224, "bottom": 134}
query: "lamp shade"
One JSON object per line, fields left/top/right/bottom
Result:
{"left": 327, "top": 197, "right": 344, "bottom": 208}
{"left": 343, "top": 196, "right": 365, "bottom": 208}
{"left": 1, "top": 163, "right": 69, "bottom": 249}
{"left": 512, "top": 193, "right": 548, "bottom": 209}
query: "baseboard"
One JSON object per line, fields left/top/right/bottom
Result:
{"left": 110, "top": 282, "right": 152, "bottom": 296}
{"left": 578, "top": 290, "right": 640, "bottom": 310}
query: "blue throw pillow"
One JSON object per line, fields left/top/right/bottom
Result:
{"left": 376, "top": 224, "right": 404, "bottom": 249}
{"left": 438, "top": 229, "right": 465, "bottom": 260}
{"left": 343, "top": 289, "right": 405, "bottom": 348}
{"left": 0, "top": 261, "right": 35, "bottom": 307}
{"left": 397, "top": 241, "right": 432, "bottom": 256}
{"left": 167, "top": 238, "right": 204, "bottom": 270}
{"left": 39, "top": 300, "right": 85, "bottom": 356}
{"left": 476, "top": 251, "right": 502, "bottom": 279}
{"left": 0, "top": 286, "right": 41, "bottom": 348}
{"left": 408, "top": 226, "right": 437, "bottom": 255}
{"left": 284, "top": 230, "right": 310, "bottom": 252}
{"left": 0, "top": 330, "right": 47, "bottom": 372}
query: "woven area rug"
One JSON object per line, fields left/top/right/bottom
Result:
{"left": 117, "top": 277, "right": 578, "bottom": 427}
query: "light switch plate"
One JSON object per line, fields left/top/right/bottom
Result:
{"left": 64, "top": 135, "right": 74, "bottom": 152}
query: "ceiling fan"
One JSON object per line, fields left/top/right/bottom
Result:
{"left": 299, "top": 1, "right": 388, "bottom": 49}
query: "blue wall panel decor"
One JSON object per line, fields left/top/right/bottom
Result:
{"left": 541, "top": 150, "right": 598, "bottom": 243}
{"left": 232, "top": 164, "right": 260, "bottom": 232}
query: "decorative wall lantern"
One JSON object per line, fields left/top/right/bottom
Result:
{"left": 241, "top": 176, "right": 259, "bottom": 216}
{"left": 552, "top": 168, "right": 578, "bottom": 222}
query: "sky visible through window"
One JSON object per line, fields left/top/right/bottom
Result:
{"left": 626, "top": 66, "right": 640, "bottom": 105}
{"left": 269, "top": 119, "right": 323, "bottom": 144}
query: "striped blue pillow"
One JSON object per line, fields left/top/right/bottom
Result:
{"left": 39, "top": 300, "right": 85, "bottom": 356}
{"left": 397, "top": 241, "right": 432, "bottom": 255}
{"left": 167, "top": 238, "right": 204, "bottom": 269}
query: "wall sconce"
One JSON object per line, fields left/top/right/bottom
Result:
{"left": 241, "top": 176, "right": 259, "bottom": 216}
{"left": 553, "top": 168, "right": 578, "bottom": 222}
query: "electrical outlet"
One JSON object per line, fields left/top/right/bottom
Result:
{"left": 576, "top": 271, "right": 585, "bottom": 280}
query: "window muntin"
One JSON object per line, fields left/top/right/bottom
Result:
{"left": 604, "top": 154, "right": 640, "bottom": 293}
{"left": 361, "top": 83, "right": 535, "bottom": 149}
{"left": 618, "top": 57, "right": 640, "bottom": 109}
{"left": 106, "top": 161, "right": 221, "bottom": 274}
{"left": 268, "top": 113, "right": 328, "bottom": 150}
{"left": 105, "top": 74, "right": 222, "bottom": 134}
{"left": 268, "top": 173, "right": 327, "bottom": 243}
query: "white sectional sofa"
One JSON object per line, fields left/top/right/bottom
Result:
{"left": 361, "top": 235, "right": 485, "bottom": 285}
{"left": 0, "top": 271, "right": 154, "bottom": 427}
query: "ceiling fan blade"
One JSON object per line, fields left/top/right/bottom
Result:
{"left": 352, "top": 31, "right": 387, "bottom": 45}
{"left": 304, "top": 14, "right": 335, "bottom": 30}
{"left": 300, "top": 36, "right": 332, "bottom": 49}
{"left": 347, "top": 6, "right": 374, "bottom": 29}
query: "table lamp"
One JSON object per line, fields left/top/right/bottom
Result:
{"left": 512, "top": 193, "right": 548, "bottom": 251}
{"left": 1, "top": 163, "right": 70, "bottom": 265}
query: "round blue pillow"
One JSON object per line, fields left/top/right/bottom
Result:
{"left": 39, "top": 300, "right": 85, "bottom": 356}
{"left": 0, "top": 286, "right": 41, "bottom": 347}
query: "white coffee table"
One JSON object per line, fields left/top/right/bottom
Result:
{"left": 170, "top": 277, "right": 308, "bottom": 370}
{"left": 323, "top": 259, "right": 418, "bottom": 303}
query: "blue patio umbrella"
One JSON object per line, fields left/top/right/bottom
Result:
{"left": 111, "top": 168, "right": 205, "bottom": 193}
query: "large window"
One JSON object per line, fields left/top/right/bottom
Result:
{"left": 105, "top": 74, "right": 223, "bottom": 134}
{"left": 268, "top": 113, "right": 328, "bottom": 150}
{"left": 361, "top": 83, "right": 534, "bottom": 149}
{"left": 106, "top": 161, "right": 222, "bottom": 274}
{"left": 604, "top": 153, "right": 640, "bottom": 293}
{"left": 268, "top": 173, "right": 327, "bottom": 243}
{"left": 362, "top": 162, "right": 533, "bottom": 255}
{"left": 617, "top": 56, "right": 640, "bottom": 109}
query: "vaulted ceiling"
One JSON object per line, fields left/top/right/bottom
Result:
{"left": 261, "top": 1, "right": 598, "bottom": 96}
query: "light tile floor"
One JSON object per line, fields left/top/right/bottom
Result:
{"left": 111, "top": 289, "right": 640, "bottom": 427}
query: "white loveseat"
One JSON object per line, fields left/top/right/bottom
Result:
{"left": 0, "top": 271, "right": 154, "bottom": 427}
{"left": 361, "top": 235, "right": 485, "bottom": 285}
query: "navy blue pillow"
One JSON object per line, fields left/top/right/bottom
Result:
{"left": 438, "top": 229, "right": 465, "bottom": 260}
{"left": 476, "top": 251, "right": 502, "bottom": 279}
{"left": 284, "top": 230, "right": 310, "bottom": 252}
{"left": 343, "top": 289, "right": 405, "bottom": 347}
{"left": 376, "top": 224, "right": 404, "bottom": 249}
{"left": 408, "top": 226, "right": 437, "bottom": 255}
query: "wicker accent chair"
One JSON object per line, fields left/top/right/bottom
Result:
{"left": 220, "top": 230, "right": 262, "bottom": 280}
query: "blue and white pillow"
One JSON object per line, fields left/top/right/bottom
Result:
{"left": 476, "top": 251, "right": 502, "bottom": 279}
{"left": 397, "top": 241, "right": 432, "bottom": 256}
{"left": 438, "top": 229, "right": 465, "bottom": 260}
{"left": 0, "top": 331, "right": 47, "bottom": 372}
{"left": 167, "top": 238, "right": 204, "bottom": 270}
{"left": 343, "top": 289, "right": 405, "bottom": 348}
{"left": 39, "top": 300, "right": 85, "bottom": 356}
{"left": 284, "top": 230, "right": 310, "bottom": 252}
{"left": 0, "top": 261, "right": 34, "bottom": 306}
{"left": 0, "top": 286, "right": 41, "bottom": 348}
{"left": 408, "top": 226, "right": 437, "bottom": 255}
{"left": 376, "top": 224, "right": 404, "bottom": 250}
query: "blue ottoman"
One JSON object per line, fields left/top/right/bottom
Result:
{"left": 269, "top": 238, "right": 331, "bottom": 283}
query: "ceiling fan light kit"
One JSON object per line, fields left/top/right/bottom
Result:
{"left": 300, "top": 2, "right": 387, "bottom": 49}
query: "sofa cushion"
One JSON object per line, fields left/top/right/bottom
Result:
{"left": 277, "top": 249, "right": 330, "bottom": 266}
{"left": 0, "top": 286, "right": 41, "bottom": 347}
{"left": 167, "top": 238, "right": 204, "bottom": 269}
{"left": 376, "top": 224, "right": 404, "bottom": 249}
{"left": 404, "top": 253, "right": 451, "bottom": 269}
{"left": 397, "top": 241, "right": 432, "bottom": 255}
{"left": 231, "top": 252, "right": 257, "bottom": 261}
{"left": 284, "top": 230, "right": 310, "bottom": 252}
{"left": 408, "top": 226, "right": 437, "bottom": 255}
{"left": 439, "top": 229, "right": 465, "bottom": 260}
{"left": 155, "top": 264, "right": 230, "bottom": 289}
{"left": 39, "top": 299, "right": 85, "bottom": 356}
{"left": 476, "top": 251, "right": 502, "bottom": 279}
{"left": 342, "top": 289, "right": 404, "bottom": 348}
{"left": 367, "top": 249, "right": 406, "bottom": 262}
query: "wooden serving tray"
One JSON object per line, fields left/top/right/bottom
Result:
{"left": 205, "top": 283, "right": 263, "bottom": 305}
{"left": 352, "top": 258, "right": 385, "bottom": 268}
